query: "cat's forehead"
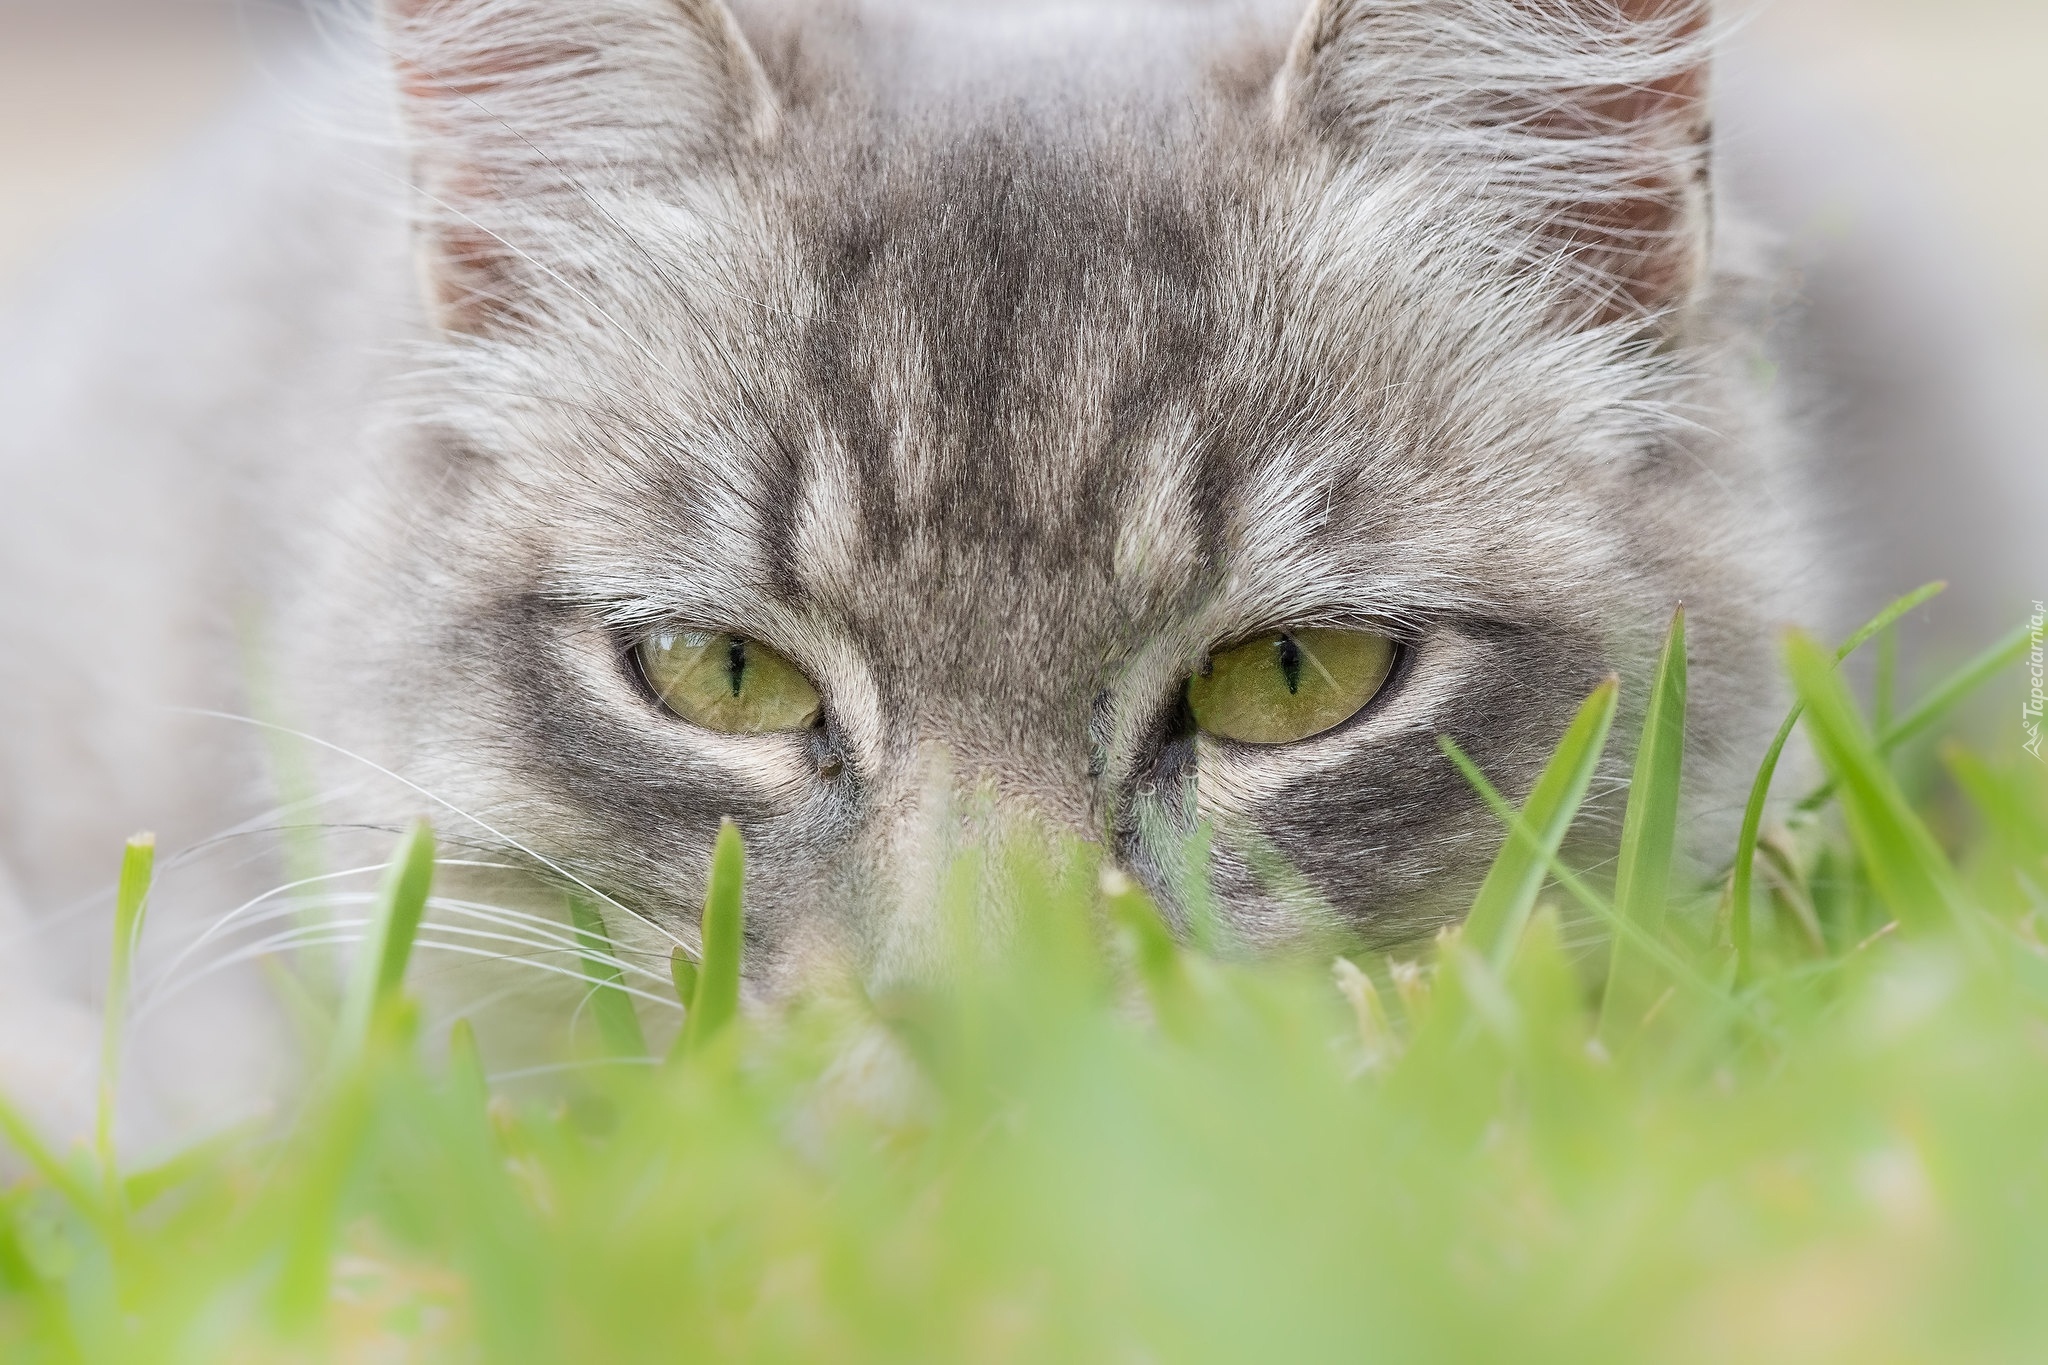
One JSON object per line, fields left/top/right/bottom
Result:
{"left": 499, "top": 105, "right": 1654, "bottom": 675}
{"left": 776, "top": 129, "right": 1228, "bottom": 563}
{"left": 729, "top": 129, "right": 1620, "bottom": 608}
{"left": 670, "top": 131, "right": 1227, "bottom": 700}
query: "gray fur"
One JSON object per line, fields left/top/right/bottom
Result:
{"left": 0, "top": 0, "right": 2033, "bottom": 1146}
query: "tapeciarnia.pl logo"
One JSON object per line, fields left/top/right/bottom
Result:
{"left": 2026, "top": 601, "right": 2045, "bottom": 761}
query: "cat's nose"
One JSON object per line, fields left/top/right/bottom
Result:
{"left": 856, "top": 739, "right": 1093, "bottom": 993}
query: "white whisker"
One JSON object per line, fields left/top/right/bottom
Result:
{"left": 406, "top": 939, "right": 682, "bottom": 1011}
{"left": 139, "top": 857, "right": 556, "bottom": 997}
{"left": 429, "top": 898, "right": 678, "bottom": 985}
{"left": 131, "top": 922, "right": 377, "bottom": 1029}
{"left": 168, "top": 710, "right": 684, "bottom": 950}
{"left": 139, "top": 864, "right": 394, "bottom": 1001}
{"left": 135, "top": 911, "right": 683, "bottom": 1031}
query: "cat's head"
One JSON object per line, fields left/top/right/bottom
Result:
{"left": 318, "top": 0, "right": 1814, "bottom": 986}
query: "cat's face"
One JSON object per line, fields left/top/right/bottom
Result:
{"left": 321, "top": 0, "right": 1812, "bottom": 986}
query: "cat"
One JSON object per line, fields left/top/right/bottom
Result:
{"left": 0, "top": 0, "right": 2038, "bottom": 1150}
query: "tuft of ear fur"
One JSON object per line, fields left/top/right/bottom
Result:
{"left": 381, "top": 0, "right": 779, "bottom": 334}
{"left": 1274, "top": 0, "right": 1712, "bottom": 328}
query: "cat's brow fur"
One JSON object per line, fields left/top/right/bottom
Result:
{"left": 18, "top": 0, "right": 2008, "bottom": 1138}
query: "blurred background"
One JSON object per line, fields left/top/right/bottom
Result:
{"left": 3, "top": 0, "right": 2044, "bottom": 343}
{"left": 1745, "top": 0, "right": 2048, "bottom": 348}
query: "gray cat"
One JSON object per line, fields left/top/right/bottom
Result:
{"left": 0, "top": 0, "right": 2038, "bottom": 1147}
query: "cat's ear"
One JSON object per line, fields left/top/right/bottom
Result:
{"left": 380, "top": 0, "right": 779, "bottom": 334}
{"left": 1273, "top": 0, "right": 1711, "bottom": 328}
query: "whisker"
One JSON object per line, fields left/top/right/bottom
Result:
{"left": 418, "top": 980, "right": 568, "bottom": 1041}
{"left": 405, "top": 939, "right": 683, "bottom": 1011}
{"left": 411, "top": 921, "right": 671, "bottom": 1000}
{"left": 429, "top": 899, "right": 681, "bottom": 984}
{"left": 139, "top": 857, "right": 553, "bottom": 995}
{"left": 138, "top": 880, "right": 680, "bottom": 1036}
{"left": 139, "top": 863, "right": 394, "bottom": 999}
{"left": 131, "top": 922, "right": 377, "bottom": 1029}
{"left": 165, "top": 819, "right": 526, "bottom": 872}
{"left": 136, "top": 917, "right": 683, "bottom": 1031}
{"left": 167, "top": 710, "right": 683, "bottom": 950}
{"left": 0, "top": 795, "right": 356, "bottom": 947}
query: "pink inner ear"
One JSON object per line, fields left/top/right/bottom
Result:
{"left": 395, "top": 37, "right": 601, "bottom": 106}
{"left": 382, "top": 0, "right": 779, "bottom": 334}
{"left": 1522, "top": 0, "right": 1711, "bottom": 322}
{"left": 386, "top": 0, "right": 617, "bottom": 107}
{"left": 386, "top": 2, "right": 604, "bottom": 332}
{"left": 1535, "top": 0, "right": 1707, "bottom": 151}
{"left": 1280, "top": 0, "right": 1716, "bottom": 325}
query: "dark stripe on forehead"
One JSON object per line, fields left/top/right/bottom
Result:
{"left": 788, "top": 203, "right": 903, "bottom": 555}
{"left": 786, "top": 124, "right": 1227, "bottom": 572}
{"left": 746, "top": 394, "right": 813, "bottom": 606}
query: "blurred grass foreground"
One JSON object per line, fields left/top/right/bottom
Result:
{"left": 3, "top": 594, "right": 2047, "bottom": 1363}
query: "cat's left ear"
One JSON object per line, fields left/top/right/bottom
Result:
{"left": 380, "top": 0, "right": 780, "bottom": 334}
{"left": 1273, "top": 0, "right": 1712, "bottom": 329}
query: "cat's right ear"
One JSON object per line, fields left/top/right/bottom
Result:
{"left": 1272, "top": 0, "right": 1712, "bottom": 330}
{"left": 379, "top": 0, "right": 779, "bottom": 334}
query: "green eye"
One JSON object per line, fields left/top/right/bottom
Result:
{"left": 1186, "top": 628, "right": 1398, "bottom": 746}
{"left": 637, "top": 629, "right": 822, "bottom": 735}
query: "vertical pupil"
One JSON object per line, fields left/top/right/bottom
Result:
{"left": 1276, "top": 634, "right": 1303, "bottom": 696}
{"left": 726, "top": 636, "right": 748, "bottom": 698}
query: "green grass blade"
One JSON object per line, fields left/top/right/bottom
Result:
{"left": 1796, "top": 619, "right": 2037, "bottom": 814}
{"left": 1882, "top": 618, "right": 2037, "bottom": 753}
{"left": 1602, "top": 610, "right": 1687, "bottom": 1033}
{"left": 1102, "top": 866, "right": 1196, "bottom": 1040}
{"left": 1443, "top": 735, "right": 1735, "bottom": 1013}
{"left": 568, "top": 897, "right": 648, "bottom": 1061}
{"left": 1945, "top": 744, "right": 2048, "bottom": 863}
{"left": 679, "top": 820, "right": 745, "bottom": 1057}
{"left": 1333, "top": 958, "right": 1397, "bottom": 1065}
{"left": 122, "top": 1117, "right": 265, "bottom": 1211}
{"left": 1729, "top": 711, "right": 1800, "bottom": 976}
{"left": 1837, "top": 581, "right": 1948, "bottom": 662}
{"left": 1450, "top": 676, "right": 1619, "bottom": 971}
{"left": 1784, "top": 629, "right": 1969, "bottom": 937}
{"left": 97, "top": 832, "right": 155, "bottom": 1191}
{"left": 275, "top": 1072, "right": 373, "bottom": 1329}
{"left": 1730, "top": 582, "right": 1947, "bottom": 974}
{"left": 446, "top": 1017, "right": 490, "bottom": 1113}
{"left": 0, "top": 1094, "right": 108, "bottom": 1226}
{"left": 1943, "top": 744, "right": 2048, "bottom": 911}
{"left": 670, "top": 946, "right": 700, "bottom": 1011}
{"left": 1874, "top": 624, "right": 1898, "bottom": 733}
{"left": 335, "top": 821, "right": 436, "bottom": 1065}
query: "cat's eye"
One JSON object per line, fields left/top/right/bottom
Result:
{"left": 1186, "top": 628, "right": 1398, "bottom": 746}
{"left": 636, "top": 629, "right": 822, "bottom": 735}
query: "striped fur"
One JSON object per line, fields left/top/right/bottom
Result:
{"left": 0, "top": 0, "right": 1855, "bottom": 1137}
{"left": 314, "top": 0, "right": 1813, "bottom": 982}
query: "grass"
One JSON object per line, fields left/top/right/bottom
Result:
{"left": 4, "top": 596, "right": 2047, "bottom": 1363}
